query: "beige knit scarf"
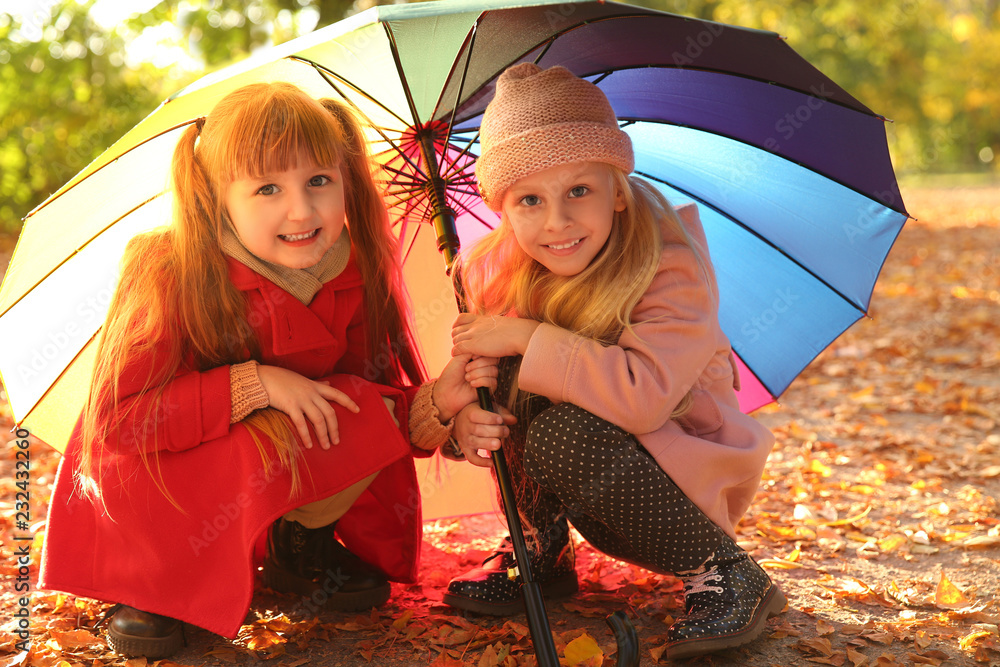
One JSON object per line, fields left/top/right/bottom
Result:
{"left": 221, "top": 225, "right": 351, "bottom": 305}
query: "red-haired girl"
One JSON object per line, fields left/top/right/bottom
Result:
{"left": 39, "top": 82, "right": 492, "bottom": 658}
{"left": 444, "top": 63, "right": 784, "bottom": 660}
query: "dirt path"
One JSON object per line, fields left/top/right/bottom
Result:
{"left": 1, "top": 186, "right": 998, "bottom": 666}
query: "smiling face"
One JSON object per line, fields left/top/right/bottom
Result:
{"left": 501, "top": 161, "right": 626, "bottom": 277}
{"left": 224, "top": 154, "right": 346, "bottom": 269}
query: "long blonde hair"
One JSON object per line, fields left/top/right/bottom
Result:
{"left": 459, "top": 168, "right": 698, "bottom": 417}
{"left": 78, "top": 83, "right": 425, "bottom": 508}
{"left": 459, "top": 167, "right": 700, "bottom": 523}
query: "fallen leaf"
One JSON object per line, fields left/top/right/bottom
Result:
{"left": 796, "top": 637, "right": 835, "bottom": 656}
{"left": 909, "top": 544, "right": 939, "bottom": 555}
{"left": 907, "top": 650, "right": 948, "bottom": 665}
{"left": 807, "top": 654, "right": 846, "bottom": 666}
{"left": 876, "top": 534, "right": 908, "bottom": 552}
{"left": 959, "top": 630, "right": 995, "bottom": 650}
{"left": 392, "top": 609, "right": 414, "bottom": 631}
{"left": 478, "top": 645, "right": 499, "bottom": 667}
{"left": 822, "top": 506, "right": 873, "bottom": 526}
{"left": 759, "top": 557, "right": 805, "bottom": 569}
{"left": 847, "top": 646, "right": 869, "bottom": 667}
{"left": 46, "top": 630, "right": 103, "bottom": 651}
{"left": 962, "top": 534, "right": 1000, "bottom": 548}
{"left": 934, "top": 571, "right": 971, "bottom": 609}
{"left": 816, "top": 619, "right": 836, "bottom": 636}
{"left": 562, "top": 633, "right": 603, "bottom": 667}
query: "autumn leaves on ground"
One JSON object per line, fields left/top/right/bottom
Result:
{"left": 1, "top": 185, "right": 998, "bottom": 666}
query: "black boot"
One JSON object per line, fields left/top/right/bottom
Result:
{"left": 262, "top": 518, "right": 391, "bottom": 610}
{"left": 104, "top": 605, "right": 184, "bottom": 659}
{"left": 443, "top": 518, "right": 578, "bottom": 615}
{"left": 665, "top": 534, "right": 786, "bottom": 660}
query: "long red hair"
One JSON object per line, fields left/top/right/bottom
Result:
{"left": 78, "top": 82, "right": 425, "bottom": 507}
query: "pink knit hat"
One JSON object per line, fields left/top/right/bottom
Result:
{"left": 475, "top": 63, "right": 634, "bottom": 211}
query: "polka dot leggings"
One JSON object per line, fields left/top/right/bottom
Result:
{"left": 514, "top": 402, "right": 725, "bottom": 574}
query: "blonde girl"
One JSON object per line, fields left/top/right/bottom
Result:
{"left": 39, "top": 82, "right": 492, "bottom": 659}
{"left": 441, "top": 63, "right": 784, "bottom": 661}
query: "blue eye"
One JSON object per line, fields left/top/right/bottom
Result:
{"left": 520, "top": 195, "right": 541, "bottom": 207}
{"left": 569, "top": 186, "right": 588, "bottom": 198}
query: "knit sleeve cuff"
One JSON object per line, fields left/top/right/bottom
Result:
{"left": 408, "top": 380, "right": 455, "bottom": 450}
{"left": 230, "top": 361, "right": 269, "bottom": 423}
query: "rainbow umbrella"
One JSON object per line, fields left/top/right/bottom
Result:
{"left": 0, "top": 1, "right": 909, "bottom": 662}
{"left": 0, "top": 0, "right": 907, "bottom": 496}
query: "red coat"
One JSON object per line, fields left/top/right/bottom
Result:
{"left": 39, "top": 254, "right": 424, "bottom": 639}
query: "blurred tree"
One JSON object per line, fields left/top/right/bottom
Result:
{"left": 634, "top": 0, "right": 999, "bottom": 175}
{"left": 0, "top": 1, "right": 164, "bottom": 232}
{"left": 124, "top": 0, "right": 358, "bottom": 69}
{"left": 0, "top": 0, "right": 362, "bottom": 233}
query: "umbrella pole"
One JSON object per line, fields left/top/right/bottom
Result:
{"left": 418, "top": 131, "right": 638, "bottom": 667}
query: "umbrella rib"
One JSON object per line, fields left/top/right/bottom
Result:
{"left": 447, "top": 175, "right": 478, "bottom": 188}
{"left": 291, "top": 56, "right": 411, "bottom": 127}
{"left": 531, "top": 13, "right": 876, "bottom": 117}
{"left": 443, "top": 165, "right": 478, "bottom": 184}
{"left": 444, "top": 11, "right": 879, "bottom": 130}
{"left": 439, "top": 132, "right": 482, "bottom": 183}
{"left": 378, "top": 163, "right": 425, "bottom": 182}
{"left": 399, "top": 222, "right": 424, "bottom": 264}
{"left": 0, "top": 192, "right": 165, "bottom": 319}
{"left": 380, "top": 23, "right": 423, "bottom": 130}
{"left": 389, "top": 190, "right": 429, "bottom": 207}
{"left": 620, "top": 114, "right": 907, "bottom": 217}
{"left": 447, "top": 187, "right": 481, "bottom": 198}
{"left": 24, "top": 120, "right": 196, "bottom": 219}
{"left": 9, "top": 326, "right": 102, "bottom": 425}
{"left": 382, "top": 183, "right": 427, "bottom": 197}
{"left": 449, "top": 198, "right": 496, "bottom": 231}
{"left": 438, "top": 22, "right": 479, "bottom": 156}
{"left": 304, "top": 60, "right": 430, "bottom": 182}
{"left": 593, "top": 63, "right": 881, "bottom": 119}
{"left": 635, "top": 169, "right": 868, "bottom": 315}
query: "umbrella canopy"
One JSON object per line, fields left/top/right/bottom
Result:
{"left": 0, "top": 0, "right": 907, "bottom": 516}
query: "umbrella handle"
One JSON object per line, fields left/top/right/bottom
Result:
{"left": 478, "top": 386, "right": 641, "bottom": 667}
{"left": 447, "top": 240, "right": 638, "bottom": 666}
{"left": 478, "top": 386, "right": 561, "bottom": 667}
{"left": 606, "top": 611, "right": 640, "bottom": 667}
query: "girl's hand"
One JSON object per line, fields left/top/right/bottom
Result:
{"left": 453, "top": 403, "right": 516, "bottom": 468}
{"left": 433, "top": 354, "right": 499, "bottom": 422}
{"left": 257, "top": 365, "right": 360, "bottom": 450}
{"left": 451, "top": 313, "right": 540, "bottom": 358}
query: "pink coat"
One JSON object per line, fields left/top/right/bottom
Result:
{"left": 517, "top": 204, "right": 774, "bottom": 537}
{"left": 40, "top": 253, "right": 424, "bottom": 638}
